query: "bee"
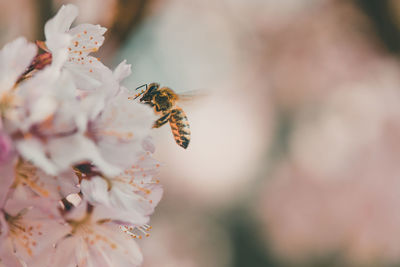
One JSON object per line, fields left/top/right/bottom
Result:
{"left": 131, "top": 83, "right": 191, "bottom": 149}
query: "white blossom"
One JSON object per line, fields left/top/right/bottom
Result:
{"left": 80, "top": 152, "right": 163, "bottom": 225}
{"left": 0, "top": 4, "right": 164, "bottom": 267}
{"left": 0, "top": 186, "right": 70, "bottom": 266}
{"left": 41, "top": 201, "right": 145, "bottom": 267}
{"left": 44, "top": 4, "right": 111, "bottom": 90}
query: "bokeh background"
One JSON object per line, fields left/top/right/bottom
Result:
{"left": 3, "top": 0, "right": 400, "bottom": 266}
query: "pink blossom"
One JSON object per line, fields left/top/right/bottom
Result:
{"left": 41, "top": 201, "right": 146, "bottom": 267}
{"left": 0, "top": 4, "right": 163, "bottom": 266}
{"left": 0, "top": 185, "right": 70, "bottom": 266}
{"left": 0, "top": 132, "right": 12, "bottom": 164}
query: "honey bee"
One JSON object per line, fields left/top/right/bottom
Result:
{"left": 131, "top": 83, "right": 191, "bottom": 149}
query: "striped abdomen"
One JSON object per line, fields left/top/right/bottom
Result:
{"left": 169, "top": 107, "right": 191, "bottom": 149}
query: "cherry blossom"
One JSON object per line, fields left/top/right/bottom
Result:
{"left": 0, "top": 4, "right": 163, "bottom": 266}
{"left": 40, "top": 201, "right": 145, "bottom": 267}
{"left": 80, "top": 152, "right": 163, "bottom": 225}
{"left": 44, "top": 4, "right": 111, "bottom": 90}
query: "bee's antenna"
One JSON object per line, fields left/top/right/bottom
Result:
{"left": 128, "top": 84, "right": 148, "bottom": 100}
{"left": 135, "top": 84, "right": 147, "bottom": 91}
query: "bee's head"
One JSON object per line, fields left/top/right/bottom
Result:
{"left": 138, "top": 83, "right": 159, "bottom": 104}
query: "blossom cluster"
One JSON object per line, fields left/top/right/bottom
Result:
{"left": 0, "top": 4, "right": 162, "bottom": 267}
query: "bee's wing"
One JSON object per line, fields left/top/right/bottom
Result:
{"left": 177, "top": 89, "right": 209, "bottom": 103}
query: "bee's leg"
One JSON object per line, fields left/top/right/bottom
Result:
{"left": 153, "top": 113, "right": 171, "bottom": 128}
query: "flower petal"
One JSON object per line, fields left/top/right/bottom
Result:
{"left": 0, "top": 37, "right": 37, "bottom": 92}
{"left": 44, "top": 5, "right": 77, "bottom": 53}
{"left": 113, "top": 60, "right": 132, "bottom": 82}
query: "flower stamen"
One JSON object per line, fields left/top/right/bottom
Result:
{"left": 120, "top": 224, "right": 152, "bottom": 239}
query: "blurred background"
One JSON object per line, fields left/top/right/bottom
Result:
{"left": 4, "top": 0, "right": 400, "bottom": 266}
